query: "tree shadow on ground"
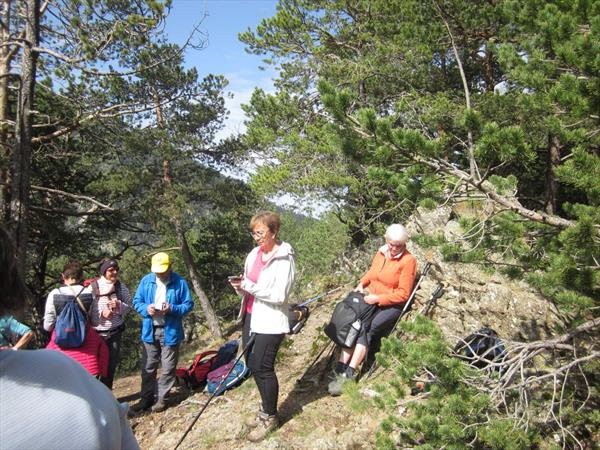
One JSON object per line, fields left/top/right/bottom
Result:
{"left": 278, "top": 343, "right": 337, "bottom": 426}
{"left": 117, "top": 383, "right": 194, "bottom": 407}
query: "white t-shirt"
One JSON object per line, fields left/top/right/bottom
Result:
{"left": 0, "top": 349, "right": 139, "bottom": 450}
{"left": 153, "top": 276, "right": 167, "bottom": 326}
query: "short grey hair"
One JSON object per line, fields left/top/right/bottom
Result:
{"left": 385, "top": 224, "right": 409, "bottom": 243}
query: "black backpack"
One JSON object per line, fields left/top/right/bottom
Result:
{"left": 454, "top": 327, "right": 506, "bottom": 368}
{"left": 324, "top": 292, "right": 377, "bottom": 348}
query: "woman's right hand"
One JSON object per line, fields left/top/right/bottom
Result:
{"left": 229, "top": 275, "right": 244, "bottom": 290}
{"left": 355, "top": 283, "right": 364, "bottom": 293}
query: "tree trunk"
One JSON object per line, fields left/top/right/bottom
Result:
{"left": 485, "top": 46, "right": 494, "bottom": 92}
{"left": 436, "top": 5, "right": 479, "bottom": 180}
{"left": 544, "top": 134, "right": 560, "bottom": 215}
{"left": 10, "top": 0, "right": 39, "bottom": 272}
{"left": 0, "top": 0, "right": 12, "bottom": 221}
{"left": 153, "top": 87, "right": 223, "bottom": 338}
{"left": 175, "top": 221, "right": 223, "bottom": 338}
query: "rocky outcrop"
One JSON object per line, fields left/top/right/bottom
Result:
{"left": 406, "top": 206, "right": 564, "bottom": 344}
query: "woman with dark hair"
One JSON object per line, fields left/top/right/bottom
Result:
{"left": 229, "top": 211, "right": 296, "bottom": 442}
{"left": 90, "top": 258, "right": 132, "bottom": 389}
{"left": 43, "top": 259, "right": 109, "bottom": 378}
{"left": 0, "top": 227, "right": 140, "bottom": 449}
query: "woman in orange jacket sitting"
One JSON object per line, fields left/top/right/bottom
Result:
{"left": 328, "top": 224, "right": 417, "bottom": 395}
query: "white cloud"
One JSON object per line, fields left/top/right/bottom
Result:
{"left": 216, "top": 69, "right": 276, "bottom": 141}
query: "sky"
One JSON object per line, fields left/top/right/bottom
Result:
{"left": 163, "top": 0, "right": 279, "bottom": 140}
{"left": 163, "top": 1, "right": 331, "bottom": 215}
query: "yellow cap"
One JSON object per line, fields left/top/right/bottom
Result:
{"left": 151, "top": 252, "right": 171, "bottom": 273}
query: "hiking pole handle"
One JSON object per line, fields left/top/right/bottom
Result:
{"left": 419, "top": 283, "right": 445, "bottom": 316}
{"left": 431, "top": 284, "right": 444, "bottom": 300}
{"left": 173, "top": 335, "right": 256, "bottom": 450}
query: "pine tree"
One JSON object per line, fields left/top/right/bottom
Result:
{"left": 240, "top": 1, "right": 599, "bottom": 446}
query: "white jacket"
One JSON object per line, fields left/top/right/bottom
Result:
{"left": 238, "top": 241, "right": 296, "bottom": 334}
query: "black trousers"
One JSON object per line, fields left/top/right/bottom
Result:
{"left": 242, "top": 312, "right": 253, "bottom": 362}
{"left": 357, "top": 304, "right": 404, "bottom": 347}
{"left": 98, "top": 326, "right": 124, "bottom": 390}
{"left": 243, "top": 313, "right": 284, "bottom": 416}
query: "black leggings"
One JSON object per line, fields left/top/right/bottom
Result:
{"left": 245, "top": 324, "right": 284, "bottom": 416}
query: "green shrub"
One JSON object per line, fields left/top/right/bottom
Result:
{"left": 373, "top": 316, "right": 542, "bottom": 449}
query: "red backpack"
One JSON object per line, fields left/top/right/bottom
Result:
{"left": 83, "top": 277, "right": 122, "bottom": 302}
{"left": 176, "top": 350, "right": 218, "bottom": 390}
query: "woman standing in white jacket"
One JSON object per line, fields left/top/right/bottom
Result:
{"left": 229, "top": 211, "right": 295, "bottom": 442}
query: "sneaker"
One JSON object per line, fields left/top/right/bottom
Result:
{"left": 127, "top": 398, "right": 153, "bottom": 417}
{"left": 247, "top": 413, "right": 278, "bottom": 442}
{"left": 151, "top": 399, "right": 167, "bottom": 413}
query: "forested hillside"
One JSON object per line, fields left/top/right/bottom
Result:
{"left": 1, "top": 1, "right": 598, "bottom": 449}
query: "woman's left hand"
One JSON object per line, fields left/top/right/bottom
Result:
{"left": 364, "top": 294, "right": 379, "bottom": 305}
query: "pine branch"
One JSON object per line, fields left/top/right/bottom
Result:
{"left": 342, "top": 115, "right": 580, "bottom": 230}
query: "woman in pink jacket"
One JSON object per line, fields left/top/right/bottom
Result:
{"left": 44, "top": 260, "right": 108, "bottom": 378}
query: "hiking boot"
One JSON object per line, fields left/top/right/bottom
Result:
{"left": 246, "top": 413, "right": 278, "bottom": 442}
{"left": 127, "top": 398, "right": 153, "bottom": 417}
{"left": 327, "top": 373, "right": 354, "bottom": 396}
{"left": 327, "top": 374, "right": 344, "bottom": 396}
{"left": 151, "top": 398, "right": 167, "bottom": 413}
{"left": 244, "top": 407, "right": 265, "bottom": 429}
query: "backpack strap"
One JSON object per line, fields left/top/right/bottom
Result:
{"left": 67, "top": 285, "right": 92, "bottom": 320}
{"left": 190, "top": 350, "right": 219, "bottom": 370}
{"left": 92, "top": 280, "right": 121, "bottom": 302}
{"left": 114, "top": 280, "right": 122, "bottom": 302}
{"left": 90, "top": 280, "right": 100, "bottom": 299}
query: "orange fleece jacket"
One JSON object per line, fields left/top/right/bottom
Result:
{"left": 360, "top": 247, "right": 417, "bottom": 306}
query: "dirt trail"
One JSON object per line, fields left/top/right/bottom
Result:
{"left": 116, "top": 293, "right": 386, "bottom": 450}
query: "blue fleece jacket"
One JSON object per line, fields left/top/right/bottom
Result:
{"left": 132, "top": 271, "right": 193, "bottom": 346}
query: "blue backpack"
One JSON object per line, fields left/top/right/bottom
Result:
{"left": 211, "top": 340, "right": 239, "bottom": 370}
{"left": 54, "top": 288, "right": 89, "bottom": 349}
{"left": 206, "top": 359, "right": 251, "bottom": 396}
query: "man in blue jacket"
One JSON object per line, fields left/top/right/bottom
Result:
{"left": 129, "top": 252, "right": 193, "bottom": 414}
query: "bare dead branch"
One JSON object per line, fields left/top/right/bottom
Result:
{"left": 29, "top": 184, "right": 114, "bottom": 210}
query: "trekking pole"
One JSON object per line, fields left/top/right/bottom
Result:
{"left": 363, "top": 262, "right": 432, "bottom": 380}
{"left": 293, "top": 286, "right": 348, "bottom": 382}
{"left": 390, "top": 262, "right": 432, "bottom": 333}
{"left": 296, "top": 340, "right": 335, "bottom": 384}
{"left": 298, "top": 286, "right": 344, "bottom": 308}
{"left": 173, "top": 335, "right": 256, "bottom": 450}
{"left": 418, "top": 283, "right": 445, "bottom": 317}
